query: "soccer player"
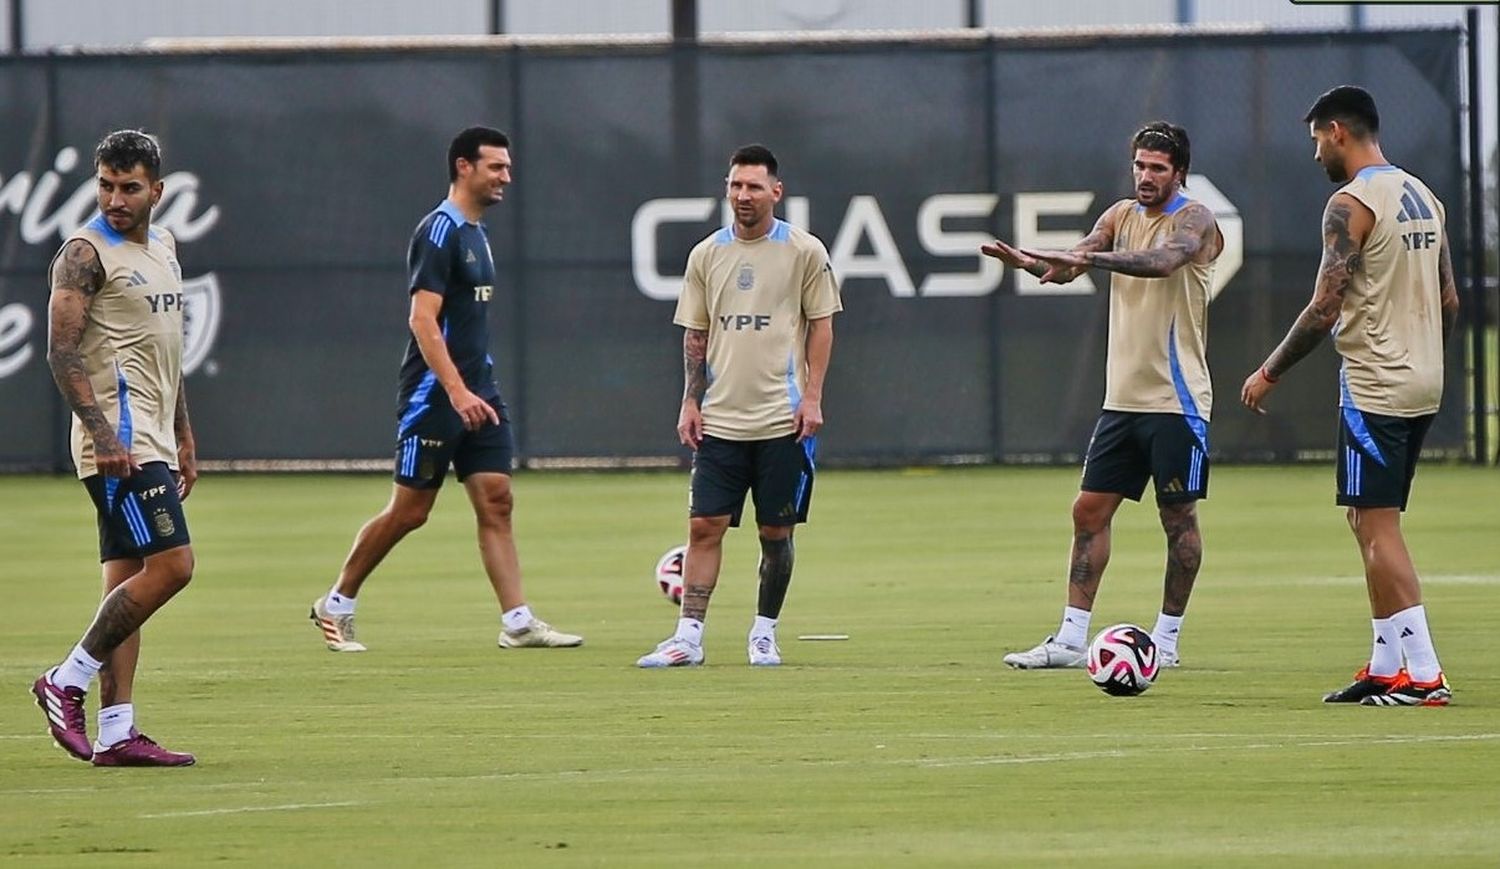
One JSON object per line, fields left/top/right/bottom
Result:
{"left": 637, "top": 144, "right": 842, "bottom": 668}
{"left": 1242, "top": 86, "right": 1458, "bottom": 706}
{"left": 32, "top": 130, "right": 197, "bottom": 766}
{"left": 309, "top": 127, "right": 581, "bottom": 652}
{"left": 982, "top": 122, "right": 1223, "bottom": 670}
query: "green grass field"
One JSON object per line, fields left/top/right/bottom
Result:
{"left": 1, "top": 466, "right": 1497, "bottom": 867}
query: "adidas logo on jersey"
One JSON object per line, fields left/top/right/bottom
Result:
{"left": 465, "top": 249, "right": 478, "bottom": 264}
{"left": 126, "top": 270, "right": 149, "bottom": 287}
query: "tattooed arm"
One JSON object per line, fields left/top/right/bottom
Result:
{"left": 676, "top": 327, "right": 708, "bottom": 448}
{"left": 1241, "top": 193, "right": 1373, "bottom": 413}
{"left": 46, "top": 240, "right": 137, "bottom": 477}
{"left": 983, "top": 201, "right": 1121, "bottom": 284}
{"left": 1437, "top": 230, "right": 1460, "bottom": 344}
{"left": 174, "top": 378, "right": 198, "bottom": 499}
{"left": 1070, "top": 202, "right": 1216, "bottom": 278}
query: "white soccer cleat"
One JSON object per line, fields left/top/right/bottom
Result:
{"left": 748, "top": 634, "right": 782, "bottom": 667}
{"left": 498, "top": 619, "right": 584, "bottom": 649}
{"left": 636, "top": 636, "right": 704, "bottom": 668}
{"left": 1158, "top": 648, "right": 1180, "bottom": 668}
{"left": 310, "top": 597, "right": 366, "bottom": 652}
{"left": 1002, "top": 635, "right": 1086, "bottom": 669}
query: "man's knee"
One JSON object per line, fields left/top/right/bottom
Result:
{"left": 1071, "top": 495, "right": 1115, "bottom": 534}
{"left": 474, "top": 485, "right": 514, "bottom": 527}
{"left": 689, "top": 516, "right": 730, "bottom": 546}
{"left": 756, "top": 524, "right": 793, "bottom": 542}
{"left": 1158, "top": 502, "right": 1199, "bottom": 536}
{"left": 152, "top": 546, "right": 195, "bottom": 592}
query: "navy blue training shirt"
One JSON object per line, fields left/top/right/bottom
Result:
{"left": 396, "top": 200, "right": 500, "bottom": 433}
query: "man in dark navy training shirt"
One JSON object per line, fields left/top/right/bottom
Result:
{"left": 309, "top": 126, "right": 582, "bottom": 652}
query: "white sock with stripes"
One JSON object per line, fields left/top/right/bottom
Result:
{"left": 1389, "top": 605, "right": 1442, "bottom": 684}
{"left": 1368, "top": 617, "right": 1402, "bottom": 677}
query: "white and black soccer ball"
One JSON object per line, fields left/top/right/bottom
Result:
{"left": 654, "top": 544, "right": 687, "bottom": 606}
{"left": 1086, "top": 624, "right": 1160, "bottom": 696}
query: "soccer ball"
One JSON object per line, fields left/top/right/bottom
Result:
{"left": 654, "top": 544, "right": 687, "bottom": 606}
{"left": 1086, "top": 623, "right": 1160, "bottom": 696}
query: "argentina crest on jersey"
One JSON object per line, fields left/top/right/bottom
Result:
{"left": 736, "top": 263, "right": 755, "bottom": 291}
{"left": 180, "top": 272, "right": 223, "bottom": 376}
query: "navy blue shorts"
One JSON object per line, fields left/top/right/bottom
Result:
{"left": 1336, "top": 408, "right": 1434, "bottom": 511}
{"left": 690, "top": 434, "right": 815, "bottom": 528}
{"left": 394, "top": 397, "right": 514, "bottom": 489}
{"left": 1080, "top": 411, "right": 1209, "bottom": 504}
{"left": 81, "top": 461, "right": 192, "bottom": 562}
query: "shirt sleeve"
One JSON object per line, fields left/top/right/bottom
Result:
{"left": 408, "top": 215, "right": 455, "bottom": 297}
{"left": 673, "top": 243, "right": 710, "bottom": 329}
{"left": 800, "top": 238, "right": 842, "bottom": 319}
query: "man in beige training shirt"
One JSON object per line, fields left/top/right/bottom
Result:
{"left": 32, "top": 130, "right": 198, "bottom": 766}
{"left": 982, "top": 122, "right": 1223, "bottom": 671}
{"left": 1243, "top": 86, "right": 1458, "bottom": 707}
{"left": 638, "top": 144, "right": 841, "bottom": 668}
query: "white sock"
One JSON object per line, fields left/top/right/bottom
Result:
{"left": 1390, "top": 604, "right": 1442, "bottom": 683}
{"left": 51, "top": 644, "right": 104, "bottom": 691}
{"left": 501, "top": 605, "right": 534, "bottom": 633}
{"left": 97, "top": 703, "right": 135, "bottom": 748}
{"left": 750, "top": 615, "right": 777, "bottom": 639}
{"left": 1152, "top": 613, "right": 1184, "bottom": 656}
{"left": 324, "top": 588, "right": 355, "bottom": 615}
{"left": 1056, "top": 606, "right": 1091, "bottom": 649}
{"left": 1368, "top": 617, "right": 1402, "bottom": 677}
{"left": 675, "top": 617, "right": 704, "bottom": 646}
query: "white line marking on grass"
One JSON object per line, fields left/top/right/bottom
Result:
{"left": 919, "top": 733, "right": 1500, "bottom": 768}
{"left": 1287, "top": 574, "right": 1500, "bottom": 587}
{"left": 139, "top": 801, "right": 362, "bottom": 819}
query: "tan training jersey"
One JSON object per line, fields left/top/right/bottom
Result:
{"left": 1333, "top": 165, "right": 1447, "bottom": 417}
{"left": 674, "top": 219, "right": 842, "bottom": 441}
{"left": 50, "top": 215, "right": 184, "bottom": 478}
{"left": 1102, "top": 194, "right": 1219, "bottom": 423}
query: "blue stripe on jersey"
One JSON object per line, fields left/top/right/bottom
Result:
{"left": 398, "top": 371, "right": 437, "bottom": 436}
{"left": 104, "top": 364, "right": 136, "bottom": 507}
{"left": 785, "top": 352, "right": 801, "bottom": 413}
{"left": 1354, "top": 164, "right": 1398, "bottom": 181}
{"left": 769, "top": 220, "right": 791, "bottom": 242}
{"left": 1339, "top": 369, "right": 1387, "bottom": 467}
{"left": 712, "top": 226, "right": 735, "bottom": 245}
{"left": 1161, "top": 193, "right": 1190, "bottom": 215}
{"left": 1166, "top": 319, "right": 1208, "bottom": 450}
{"left": 85, "top": 213, "right": 128, "bottom": 246}
{"left": 429, "top": 214, "right": 454, "bottom": 247}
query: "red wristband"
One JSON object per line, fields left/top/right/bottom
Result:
{"left": 1260, "top": 366, "right": 1279, "bottom": 384}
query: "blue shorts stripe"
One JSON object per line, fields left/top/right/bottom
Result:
{"left": 122, "top": 495, "right": 151, "bottom": 546}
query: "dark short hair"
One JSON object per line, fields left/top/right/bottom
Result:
{"left": 448, "top": 126, "right": 511, "bottom": 182}
{"left": 1131, "top": 121, "right": 1191, "bottom": 177}
{"left": 94, "top": 129, "right": 162, "bottom": 181}
{"left": 729, "top": 144, "right": 778, "bottom": 178}
{"left": 1303, "top": 85, "right": 1379, "bottom": 138}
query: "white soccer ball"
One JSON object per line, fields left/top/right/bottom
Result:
{"left": 1086, "top": 623, "right": 1160, "bottom": 696}
{"left": 654, "top": 544, "right": 687, "bottom": 606}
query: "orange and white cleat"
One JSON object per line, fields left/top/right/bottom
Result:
{"left": 310, "top": 596, "right": 366, "bottom": 652}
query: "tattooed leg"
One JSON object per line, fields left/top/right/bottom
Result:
{"left": 755, "top": 528, "right": 795, "bottom": 619}
{"left": 79, "top": 546, "right": 194, "bottom": 660}
{"left": 98, "top": 559, "right": 142, "bottom": 707}
{"left": 1067, "top": 492, "right": 1123, "bottom": 610}
{"left": 1158, "top": 502, "right": 1202, "bottom": 617}
{"left": 681, "top": 515, "right": 730, "bottom": 622}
